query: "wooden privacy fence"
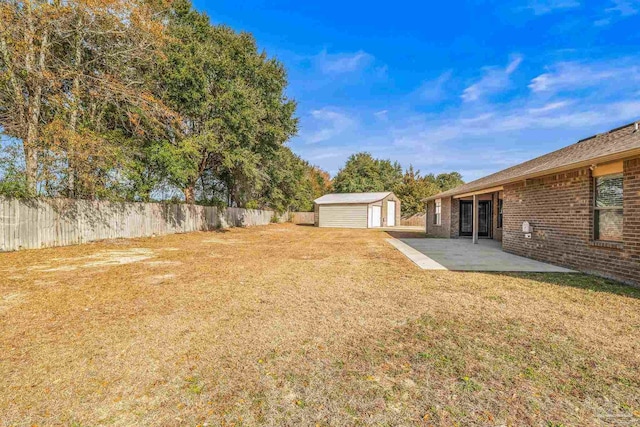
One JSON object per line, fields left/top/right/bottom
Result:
{"left": 0, "top": 198, "right": 286, "bottom": 252}
{"left": 401, "top": 213, "right": 426, "bottom": 227}
{"left": 290, "top": 211, "right": 314, "bottom": 225}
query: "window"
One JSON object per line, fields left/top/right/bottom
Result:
{"left": 434, "top": 199, "right": 442, "bottom": 225}
{"left": 594, "top": 173, "right": 623, "bottom": 242}
{"left": 498, "top": 199, "right": 503, "bottom": 229}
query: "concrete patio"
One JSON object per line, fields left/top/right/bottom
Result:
{"left": 387, "top": 238, "right": 575, "bottom": 272}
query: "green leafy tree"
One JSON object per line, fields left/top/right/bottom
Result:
{"left": 0, "top": 0, "right": 321, "bottom": 211}
{"left": 435, "top": 171, "right": 464, "bottom": 191}
{"left": 332, "top": 152, "right": 402, "bottom": 193}
{"left": 332, "top": 153, "right": 464, "bottom": 218}
{"left": 256, "top": 147, "right": 310, "bottom": 212}
{"left": 0, "top": 139, "right": 29, "bottom": 197}
{"left": 246, "top": 147, "right": 331, "bottom": 213}
{"left": 153, "top": 0, "right": 297, "bottom": 204}
{"left": 394, "top": 165, "right": 440, "bottom": 217}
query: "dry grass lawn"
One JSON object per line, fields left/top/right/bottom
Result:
{"left": 1, "top": 224, "right": 639, "bottom": 426}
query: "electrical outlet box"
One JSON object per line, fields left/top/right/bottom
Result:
{"left": 524, "top": 233, "right": 532, "bottom": 239}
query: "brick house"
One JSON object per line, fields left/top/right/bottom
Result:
{"left": 424, "top": 121, "right": 640, "bottom": 286}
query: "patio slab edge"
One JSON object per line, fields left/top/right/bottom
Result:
{"left": 385, "top": 238, "right": 448, "bottom": 270}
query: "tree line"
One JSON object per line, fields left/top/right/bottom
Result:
{"left": 0, "top": 0, "right": 331, "bottom": 212}
{"left": 0, "top": 1, "right": 461, "bottom": 215}
{"left": 332, "top": 152, "right": 463, "bottom": 217}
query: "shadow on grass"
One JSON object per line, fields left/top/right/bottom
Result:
{"left": 486, "top": 271, "right": 640, "bottom": 299}
{"left": 209, "top": 228, "right": 230, "bottom": 233}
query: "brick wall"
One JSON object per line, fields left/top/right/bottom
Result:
{"left": 623, "top": 157, "right": 640, "bottom": 278}
{"left": 450, "top": 197, "right": 459, "bottom": 238}
{"left": 492, "top": 192, "right": 503, "bottom": 242}
{"left": 502, "top": 157, "right": 640, "bottom": 286}
{"left": 427, "top": 195, "right": 501, "bottom": 239}
{"left": 425, "top": 197, "right": 452, "bottom": 237}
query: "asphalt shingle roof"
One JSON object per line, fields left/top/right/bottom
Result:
{"left": 425, "top": 121, "right": 640, "bottom": 201}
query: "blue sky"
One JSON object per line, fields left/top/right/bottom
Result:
{"left": 196, "top": 0, "right": 640, "bottom": 181}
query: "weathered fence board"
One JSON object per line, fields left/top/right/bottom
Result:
{"left": 401, "top": 213, "right": 426, "bottom": 227}
{"left": 290, "top": 212, "right": 315, "bottom": 225}
{"left": 0, "top": 198, "right": 284, "bottom": 252}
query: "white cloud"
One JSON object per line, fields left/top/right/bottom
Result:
{"left": 593, "top": 18, "right": 611, "bottom": 26}
{"left": 302, "top": 108, "right": 355, "bottom": 144}
{"left": 594, "top": 0, "right": 639, "bottom": 25}
{"left": 524, "top": 0, "right": 580, "bottom": 15}
{"left": 529, "top": 60, "right": 640, "bottom": 92}
{"left": 379, "top": 98, "right": 640, "bottom": 181}
{"left": 374, "top": 110, "right": 389, "bottom": 121}
{"left": 462, "top": 56, "right": 523, "bottom": 102}
{"left": 316, "top": 50, "right": 374, "bottom": 74}
{"left": 505, "top": 56, "right": 523, "bottom": 74}
{"left": 606, "top": 0, "right": 639, "bottom": 15}
{"left": 290, "top": 51, "right": 640, "bottom": 183}
{"left": 527, "top": 101, "right": 572, "bottom": 114}
{"left": 415, "top": 71, "right": 453, "bottom": 102}
{"left": 391, "top": 100, "right": 640, "bottom": 149}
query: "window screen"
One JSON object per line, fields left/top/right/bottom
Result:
{"left": 594, "top": 174, "right": 623, "bottom": 242}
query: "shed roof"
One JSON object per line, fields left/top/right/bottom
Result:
{"left": 425, "top": 121, "right": 640, "bottom": 201}
{"left": 314, "top": 192, "right": 392, "bottom": 205}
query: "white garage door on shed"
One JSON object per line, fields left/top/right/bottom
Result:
{"left": 319, "top": 204, "right": 368, "bottom": 228}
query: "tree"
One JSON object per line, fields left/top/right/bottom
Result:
{"left": 256, "top": 147, "right": 310, "bottom": 212}
{"left": 153, "top": 0, "right": 297, "bottom": 204}
{"left": 1, "top": 0, "right": 307, "bottom": 210}
{"left": 308, "top": 165, "right": 332, "bottom": 200}
{"left": 435, "top": 172, "right": 464, "bottom": 191}
{"left": 236, "top": 147, "right": 330, "bottom": 213}
{"left": 0, "top": 0, "right": 171, "bottom": 197}
{"left": 332, "top": 153, "right": 465, "bottom": 218}
{"left": 393, "top": 165, "right": 440, "bottom": 217}
{"left": 0, "top": 138, "right": 29, "bottom": 197}
{"left": 332, "top": 152, "right": 402, "bottom": 193}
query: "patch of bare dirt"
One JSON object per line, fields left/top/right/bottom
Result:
{"left": 202, "top": 238, "right": 245, "bottom": 244}
{"left": 0, "top": 292, "right": 24, "bottom": 314}
{"left": 27, "top": 248, "right": 155, "bottom": 272}
{"left": 143, "top": 260, "right": 182, "bottom": 267}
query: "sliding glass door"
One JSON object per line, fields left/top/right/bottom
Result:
{"left": 459, "top": 200, "right": 491, "bottom": 237}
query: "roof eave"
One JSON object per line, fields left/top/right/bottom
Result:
{"left": 422, "top": 146, "right": 640, "bottom": 203}
{"left": 315, "top": 197, "right": 387, "bottom": 205}
{"left": 422, "top": 193, "right": 447, "bottom": 203}
{"left": 314, "top": 192, "right": 392, "bottom": 205}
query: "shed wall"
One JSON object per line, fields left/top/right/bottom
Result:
{"left": 381, "top": 193, "right": 401, "bottom": 227}
{"left": 317, "top": 204, "right": 368, "bottom": 228}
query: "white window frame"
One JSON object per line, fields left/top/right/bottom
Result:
{"left": 434, "top": 199, "right": 442, "bottom": 226}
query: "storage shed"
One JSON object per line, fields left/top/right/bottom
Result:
{"left": 313, "top": 192, "right": 401, "bottom": 228}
